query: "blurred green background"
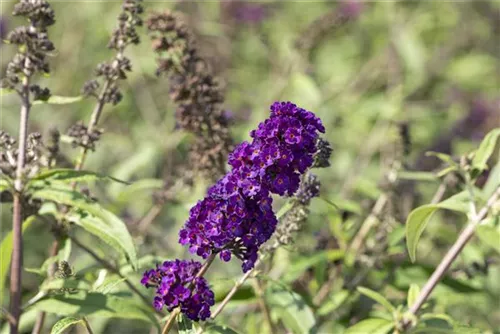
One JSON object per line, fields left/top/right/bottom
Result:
{"left": 1, "top": 1, "right": 499, "bottom": 333}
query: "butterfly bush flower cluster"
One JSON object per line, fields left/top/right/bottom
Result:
{"left": 142, "top": 102, "right": 325, "bottom": 320}
{"left": 141, "top": 260, "right": 214, "bottom": 321}
{"left": 179, "top": 101, "right": 325, "bottom": 272}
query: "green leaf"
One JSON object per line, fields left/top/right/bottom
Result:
{"left": 28, "top": 291, "right": 158, "bottom": 328}
{"left": 483, "top": 160, "right": 500, "bottom": 198}
{"left": 265, "top": 282, "right": 316, "bottom": 334}
{"left": 29, "top": 169, "right": 129, "bottom": 185}
{"left": 397, "top": 171, "right": 437, "bottom": 182}
{"left": 205, "top": 324, "right": 241, "bottom": 334}
{"left": 472, "top": 128, "right": 500, "bottom": 172}
{"left": 357, "top": 287, "right": 395, "bottom": 313}
{"left": 32, "top": 95, "right": 83, "bottom": 105}
{"left": 177, "top": 314, "right": 196, "bottom": 334}
{"left": 420, "top": 313, "right": 454, "bottom": 324}
{"left": 0, "top": 87, "right": 15, "bottom": 96}
{"left": 476, "top": 223, "right": 500, "bottom": 254}
{"left": 120, "top": 255, "right": 165, "bottom": 275}
{"left": 317, "top": 289, "right": 350, "bottom": 316}
{"left": 407, "top": 284, "right": 420, "bottom": 308}
{"left": 116, "top": 178, "right": 164, "bottom": 203}
{"left": 41, "top": 278, "right": 92, "bottom": 292}
{"left": 66, "top": 213, "right": 132, "bottom": 265}
{"left": 344, "top": 318, "right": 394, "bottom": 334}
{"left": 0, "top": 216, "right": 36, "bottom": 297}
{"left": 94, "top": 278, "right": 126, "bottom": 294}
{"left": 0, "top": 177, "right": 12, "bottom": 192}
{"left": 25, "top": 238, "right": 72, "bottom": 277}
{"left": 283, "top": 250, "right": 344, "bottom": 283}
{"left": 50, "top": 317, "right": 83, "bottom": 334}
{"left": 31, "top": 187, "right": 137, "bottom": 269}
{"left": 425, "top": 152, "right": 457, "bottom": 167}
{"left": 406, "top": 191, "right": 470, "bottom": 262}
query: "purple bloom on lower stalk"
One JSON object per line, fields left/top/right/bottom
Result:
{"left": 140, "top": 260, "right": 215, "bottom": 321}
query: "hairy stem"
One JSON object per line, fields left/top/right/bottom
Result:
{"left": 69, "top": 235, "right": 160, "bottom": 315}
{"left": 74, "top": 44, "right": 123, "bottom": 172}
{"left": 10, "top": 73, "right": 31, "bottom": 334}
{"left": 161, "top": 254, "right": 217, "bottom": 334}
{"left": 74, "top": 79, "right": 111, "bottom": 172}
{"left": 404, "top": 186, "right": 500, "bottom": 327}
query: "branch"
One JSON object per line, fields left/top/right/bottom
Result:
{"left": 403, "top": 186, "right": 500, "bottom": 328}
{"left": 10, "top": 72, "right": 31, "bottom": 334}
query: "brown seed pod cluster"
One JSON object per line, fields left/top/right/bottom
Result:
{"left": 147, "top": 10, "right": 233, "bottom": 181}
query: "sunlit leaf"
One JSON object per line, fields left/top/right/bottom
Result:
{"left": 94, "top": 278, "right": 127, "bottom": 295}
{"left": 357, "top": 287, "right": 395, "bottom": 313}
{"left": 397, "top": 171, "right": 437, "bottom": 182}
{"left": 29, "top": 169, "right": 128, "bottom": 185}
{"left": 406, "top": 191, "right": 470, "bottom": 262}
{"left": 41, "top": 278, "right": 92, "bottom": 292}
{"left": 28, "top": 291, "right": 158, "bottom": 328}
{"left": 50, "top": 317, "right": 83, "bottom": 334}
{"left": 265, "top": 282, "right": 316, "bottom": 334}
{"left": 283, "top": 250, "right": 344, "bottom": 283}
{"left": 32, "top": 95, "right": 83, "bottom": 105}
{"left": 30, "top": 187, "right": 137, "bottom": 269}
{"left": 407, "top": 284, "right": 420, "bottom": 308}
{"left": 116, "top": 178, "right": 164, "bottom": 203}
{"left": 472, "top": 128, "right": 500, "bottom": 172}
{"left": 344, "top": 318, "right": 394, "bottom": 334}
{"left": 476, "top": 221, "right": 500, "bottom": 254}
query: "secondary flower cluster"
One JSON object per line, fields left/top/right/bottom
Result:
{"left": 141, "top": 260, "right": 214, "bottom": 321}
{"left": 179, "top": 102, "right": 325, "bottom": 272}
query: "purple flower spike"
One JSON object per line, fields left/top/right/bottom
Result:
{"left": 178, "top": 101, "right": 325, "bottom": 272}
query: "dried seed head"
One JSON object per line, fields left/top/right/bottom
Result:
{"left": 295, "top": 173, "right": 321, "bottom": 205}
{"left": 147, "top": 10, "right": 233, "bottom": 180}
{"left": 313, "top": 138, "right": 333, "bottom": 168}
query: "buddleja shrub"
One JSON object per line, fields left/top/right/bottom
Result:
{"left": 0, "top": 1, "right": 499, "bottom": 334}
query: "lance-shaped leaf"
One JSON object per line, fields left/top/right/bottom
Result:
{"left": 32, "top": 95, "right": 83, "bottom": 105}
{"left": 29, "top": 169, "right": 128, "bottom": 186}
{"left": 40, "top": 278, "right": 92, "bottom": 292}
{"left": 265, "top": 282, "right": 316, "bottom": 334}
{"left": 28, "top": 291, "right": 158, "bottom": 329}
{"left": 345, "top": 318, "right": 394, "bottom": 334}
{"left": 50, "top": 317, "right": 84, "bottom": 334}
{"left": 406, "top": 191, "right": 470, "bottom": 262}
{"left": 472, "top": 128, "right": 500, "bottom": 172}
{"left": 357, "top": 287, "right": 395, "bottom": 313}
{"left": 30, "top": 187, "right": 137, "bottom": 269}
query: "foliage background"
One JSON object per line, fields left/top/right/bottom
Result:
{"left": 0, "top": 1, "right": 499, "bottom": 333}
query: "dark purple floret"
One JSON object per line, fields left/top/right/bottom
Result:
{"left": 140, "top": 260, "right": 214, "bottom": 321}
